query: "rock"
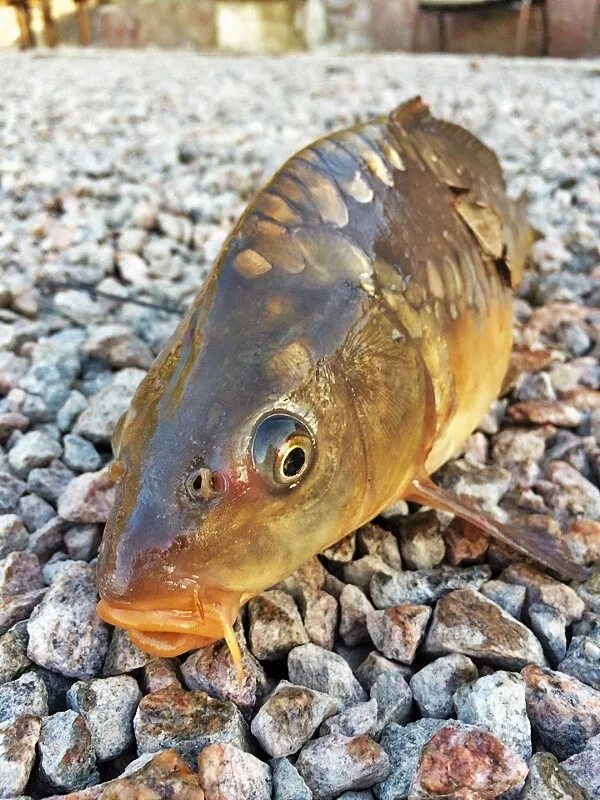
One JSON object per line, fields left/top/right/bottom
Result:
{"left": 248, "top": 589, "right": 309, "bottom": 661}
{"left": 26, "top": 561, "right": 109, "bottom": 679}
{"left": 26, "top": 515, "right": 65, "bottom": 561}
{"left": 508, "top": 400, "right": 583, "bottom": 427}
{"left": 396, "top": 512, "right": 446, "bottom": 570}
{"left": 251, "top": 680, "right": 339, "bottom": 757}
{"left": 0, "top": 715, "right": 40, "bottom": 797}
{"left": 443, "top": 518, "right": 489, "bottom": 566}
{"left": 275, "top": 557, "right": 327, "bottom": 602}
{"left": 375, "top": 719, "right": 451, "bottom": 800}
{"left": 288, "top": 643, "right": 367, "bottom": 709}
{"left": 564, "top": 519, "right": 600, "bottom": 567}
{"left": 73, "top": 368, "right": 145, "bottom": 444}
{"left": 198, "top": 742, "right": 272, "bottom": 800}
{"left": 561, "top": 733, "right": 600, "bottom": 800}
{"left": 480, "top": 580, "right": 526, "bottom": 618}
{"left": 271, "top": 757, "right": 312, "bottom": 800}
{"left": 501, "top": 562, "right": 585, "bottom": 623}
{"left": 84, "top": 324, "right": 154, "bottom": 369}
{"left": 67, "top": 675, "right": 142, "bottom": 761}
{"left": 370, "top": 565, "right": 490, "bottom": 608}
{"left": 409, "top": 726, "right": 528, "bottom": 800}
{"left": 57, "top": 469, "right": 116, "bottom": 524}
{"left": 57, "top": 390, "right": 88, "bottom": 433}
{"left": 356, "top": 523, "right": 402, "bottom": 570}
{"left": 0, "top": 515, "right": 28, "bottom": 558}
{"left": 38, "top": 710, "right": 98, "bottom": 792}
{"left": 370, "top": 671, "right": 413, "bottom": 734}
{"left": 182, "top": 630, "right": 268, "bottom": 718}
{"left": 573, "top": 612, "right": 600, "bottom": 643}
{"left": 345, "top": 556, "right": 397, "bottom": 591}
{"left": 0, "top": 471, "right": 27, "bottom": 514}
{"left": 322, "top": 533, "right": 356, "bottom": 563}
{"left": 546, "top": 460, "right": 600, "bottom": 518}
{"left": 0, "top": 670, "right": 48, "bottom": 722}
{"left": 0, "top": 622, "right": 30, "bottom": 684}
{"left": 491, "top": 427, "right": 547, "bottom": 466}
{"left": 320, "top": 698, "right": 379, "bottom": 738}
{"left": 296, "top": 733, "right": 389, "bottom": 800}
{"left": 425, "top": 588, "right": 545, "bottom": 670}
{"left": 0, "top": 412, "right": 28, "bottom": 443}
{"left": 340, "top": 584, "right": 374, "bottom": 646}
{"left": 63, "top": 523, "right": 102, "bottom": 561}
{"left": 558, "top": 635, "right": 600, "bottom": 690}
{"left": 17, "top": 493, "right": 54, "bottom": 532}
{"left": 528, "top": 603, "right": 567, "bottom": 665}
{"left": 143, "top": 658, "right": 181, "bottom": 694}
{"left": 301, "top": 589, "right": 338, "bottom": 650}
{"left": 410, "top": 654, "right": 477, "bottom": 719}
{"left": 355, "top": 651, "right": 411, "bottom": 692}
{"left": 0, "top": 551, "right": 43, "bottom": 598}
{"left": 8, "top": 431, "right": 62, "bottom": 478}
{"left": 133, "top": 687, "right": 250, "bottom": 767}
{"left": 62, "top": 434, "right": 102, "bottom": 473}
{"left": 19, "top": 356, "right": 79, "bottom": 414}
{"left": 521, "top": 752, "right": 586, "bottom": 800}
{"left": 454, "top": 671, "right": 532, "bottom": 760}
{"left": 436, "top": 460, "right": 511, "bottom": 512}
{"left": 0, "top": 589, "right": 46, "bottom": 637}
{"left": 366, "top": 605, "right": 431, "bottom": 663}
{"left": 49, "top": 748, "right": 204, "bottom": 800}
{"left": 28, "top": 459, "right": 74, "bottom": 503}
{"left": 522, "top": 664, "right": 600, "bottom": 760}
{"left": 102, "top": 628, "right": 152, "bottom": 677}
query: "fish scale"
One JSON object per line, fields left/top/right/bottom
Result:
{"left": 97, "top": 97, "right": 588, "bottom": 667}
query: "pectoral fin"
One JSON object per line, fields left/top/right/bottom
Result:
{"left": 407, "top": 477, "right": 590, "bottom": 582}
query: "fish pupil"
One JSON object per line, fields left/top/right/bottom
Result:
{"left": 191, "top": 473, "right": 203, "bottom": 492}
{"left": 283, "top": 447, "right": 306, "bottom": 478}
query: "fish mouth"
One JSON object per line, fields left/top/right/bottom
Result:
{"left": 96, "top": 593, "right": 242, "bottom": 660}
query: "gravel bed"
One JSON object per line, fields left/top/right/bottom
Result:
{"left": 0, "top": 49, "right": 599, "bottom": 800}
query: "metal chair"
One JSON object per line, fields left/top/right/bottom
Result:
{"left": 413, "top": 0, "right": 548, "bottom": 56}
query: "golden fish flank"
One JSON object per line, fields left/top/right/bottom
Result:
{"left": 96, "top": 97, "right": 589, "bottom": 672}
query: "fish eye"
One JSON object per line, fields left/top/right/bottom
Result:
{"left": 252, "top": 413, "right": 315, "bottom": 489}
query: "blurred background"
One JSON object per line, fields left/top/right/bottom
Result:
{"left": 1, "top": 0, "right": 599, "bottom": 58}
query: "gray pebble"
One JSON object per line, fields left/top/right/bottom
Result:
{"left": 248, "top": 590, "right": 309, "bottom": 661}
{"left": 288, "top": 643, "right": 367, "bottom": 709}
{"left": 0, "top": 621, "right": 31, "bottom": 684}
{"left": 0, "top": 514, "right": 28, "bottom": 558}
{"left": 558, "top": 635, "right": 600, "bottom": 690}
{"left": 366, "top": 604, "right": 431, "bottom": 664}
{"left": 0, "top": 714, "right": 40, "bottom": 797}
{"left": 38, "top": 710, "right": 99, "bottom": 792}
{"left": 528, "top": 603, "right": 567, "bottom": 665}
{"left": 320, "top": 698, "right": 378, "bottom": 738}
{"left": 339, "top": 584, "right": 374, "bottom": 646}
{"left": 8, "top": 430, "right": 62, "bottom": 478}
{"left": 63, "top": 523, "right": 102, "bottom": 561}
{"left": 74, "top": 368, "right": 145, "bottom": 443}
{"left": 134, "top": 686, "right": 250, "bottom": 768}
{"left": 370, "top": 671, "right": 413, "bottom": 734}
{"left": 0, "top": 670, "right": 48, "bottom": 722}
{"left": 198, "top": 742, "right": 272, "bottom": 800}
{"left": 271, "top": 757, "right": 312, "bottom": 800}
{"left": 561, "top": 733, "right": 600, "bottom": 799}
{"left": 17, "top": 493, "right": 54, "bottom": 532}
{"left": 27, "top": 561, "right": 109, "bottom": 679}
{"left": 68, "top": 675, "right": 142, "bottom": 761}
{"left": 102, "top": 627, "right": 153, "bottom": 677}
{"left": 396, "top": 511, "right": 446, "bottom": 570}
{"left": 454, "top": 671, "right": 532, "bottom": 760}
{"left": 480, "top": 580, "right": 526, "bottom": 618}
{"left": 370, "top": 564, "right": 491, "bottom": 608}
{"left": 0, "top": 551, "right": 44, "bottom": 598}
{"left": 296, "top": 733, "right": 389, "bottom": 800}
{"left": 27, "top": 460, "right": 74, "bottom": 503}
{"left": 57, "top": 391, "right": 88, "bottom": 433}
{"left": 62, "top": 434, "right": 102, "bottom": 473}
{"left": 410, "top": 654, "right": 477, "bottom": 719}
{"left": 251, "top": 680, "right": 340, "bottom": 757}
{"left": 0, "top": 471, "right": 27, "bottom": 514}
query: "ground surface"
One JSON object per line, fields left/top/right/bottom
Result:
{"left": 0, "top": 50, "right": 599, "bottom": 800}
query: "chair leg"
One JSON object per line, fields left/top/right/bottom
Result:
{"left": 516, "top": 0, "right": 532, "bottom": 55}
{"left": 412, "top": 9, "right": 421, "bottom": 52}
{"left": 75, "top": 0, "right": 92, "bottom": 46}
{"left": 438, "top": 11, "right": 447, "bottom": 52}
{"left": 40, "top": 0, "right": 58, "bottom": 47}
{"left": 540, "top": 0, "right": 549, "bottom": 56}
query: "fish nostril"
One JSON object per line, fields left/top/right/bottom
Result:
{"left": 185, "top": 467, "right": 226, "bottom": 502}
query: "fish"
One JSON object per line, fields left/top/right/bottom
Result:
{"left": 96, "top": 98, "right": 589, "bottom": 669}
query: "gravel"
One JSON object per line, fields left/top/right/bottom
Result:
{"left": 0, "top": 48, "right": 598, "bottom": 799}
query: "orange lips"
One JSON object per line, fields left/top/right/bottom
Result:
{"left": 96, "top": 596, "right": 243, "bottom": 669}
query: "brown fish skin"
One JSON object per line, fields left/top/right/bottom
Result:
{"left": 96, "top": 98, "right": 586, "bottom": 659}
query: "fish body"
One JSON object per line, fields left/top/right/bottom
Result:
{"left": 97, "top": 99, "right": 584, "bottom": 660}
